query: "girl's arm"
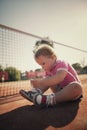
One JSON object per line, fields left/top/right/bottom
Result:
{"left": 31, "top": 70, "right": 67, "bottom": 88}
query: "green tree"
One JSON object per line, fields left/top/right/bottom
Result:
{"left": 72, "top": 63, "right": 82, "bottom": 74}
{"left": 81, "top": 66, "right": 87, "bottom": 74}
{"left": 5, "top": 67, "right": 21, "bottom": 81}
{"left": 0, "top": 65, "right": 3, "bottom": 71}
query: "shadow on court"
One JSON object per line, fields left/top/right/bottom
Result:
{"left": 0, "top": 99, "right": 81, "bottom": 130}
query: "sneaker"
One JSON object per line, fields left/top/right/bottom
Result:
{"left": 19, "top": 89, "right": 42, "bottom": 102}
{"left": 33, "top": 93, "right": 47, "bottom": 106}
{"left": 33, "top": 93, "right": 56, "bottom": 107}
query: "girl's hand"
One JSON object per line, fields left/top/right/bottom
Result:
{"left": 30, "top": 79, "right": 41, "bottom": 88}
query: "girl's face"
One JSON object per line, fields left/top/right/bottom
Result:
{"left": 35, "top": 55, "right": 56, "bottom": 71}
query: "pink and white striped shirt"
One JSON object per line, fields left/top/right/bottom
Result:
{"left": 46, "top": 60, "right": 80, "bottom": 88}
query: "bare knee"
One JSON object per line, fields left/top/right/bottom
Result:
{"left": 70, "top": 83, "right": 82, "bottom": 96}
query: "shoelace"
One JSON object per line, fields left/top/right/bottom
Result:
{"left": 27, "top": 88, "right": 42, "bottom": 99}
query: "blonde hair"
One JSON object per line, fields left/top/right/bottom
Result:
{"left": 34, "top": 45, "right": 57, "bottom": 59}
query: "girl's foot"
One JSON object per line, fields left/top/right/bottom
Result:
{"left": 19, "top": 88, "right": 42, "bottom": 102}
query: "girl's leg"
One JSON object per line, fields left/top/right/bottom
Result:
{"left": 55, "top": 82, "right": 83, "bottom": 103}
{"left": 22, "top": 82, "right": 82, "bottom": 106}
{"left": 50, "top": 85, "right": 62, "bottom": 93}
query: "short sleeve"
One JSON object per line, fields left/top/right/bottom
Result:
{"left": 55, "top": 60, "right": 68, "bottom": 72}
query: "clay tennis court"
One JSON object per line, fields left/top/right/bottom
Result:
{"left": 0, "top": 75, "right": 87, "bottom": 130}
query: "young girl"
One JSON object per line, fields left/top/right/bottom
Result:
{"left": 20, "top": 45, "right": 83, "bottom": 107}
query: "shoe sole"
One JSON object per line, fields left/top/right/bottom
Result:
{"left": 19, "top": 89, "right": 33, "bottom": 102}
